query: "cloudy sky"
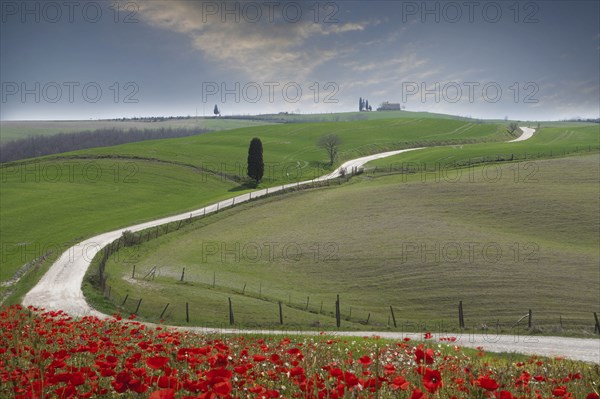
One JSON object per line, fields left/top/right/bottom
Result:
{"left": 1, "top": 0, "right": 598, "bottom": 121}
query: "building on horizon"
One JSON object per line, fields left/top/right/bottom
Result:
{"left": 376, "top": 102, "right": 401, "bottom": 111}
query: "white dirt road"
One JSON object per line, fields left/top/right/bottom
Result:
{"left": 21, "top": 127, "right": 600, "bottom": 363}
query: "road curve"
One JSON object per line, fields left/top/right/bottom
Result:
{"left": 21, "top": 127, "right": 599, "bottom": 363}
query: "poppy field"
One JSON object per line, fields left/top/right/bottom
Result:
{"left": 1, "top": 305, "right": 598, "bottom": 399}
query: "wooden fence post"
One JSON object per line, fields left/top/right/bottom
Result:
{"left": 366, "top": 313, "right": 370, "bottom": 325}
{"left": 134, "top": 298, "right": 142, "bottom": 314}
{"left": 335, "top": 295, "right": 341, "bottom": 328}
{"left": 305, "top": 296, "right": 310, "bottom": 310}
{"left": 390, "top": 306, "right": 397, "bottom": 328}
{"left": 528, "top": 309, "right": 532, "bottom": 329}
{"left": 180, "top": 268, "right": 185, "bottom": 282}
{"left": 458, "top": 301, "right": 465, "bottom": 328}
{"left": 186, "top": 302, "right": 190, "bottom": 323}
{"left": 160, "top": 303, "right": 169, "bottom": 319}
{"left": 228, "top": 298, "right": 234, "bottom": 325}
{"left": 594, "top": 312, "right": 600, "bottom": 334}
{"left": 121, "top": 294, "right": 129, "bottom": 306}
{"left": 279, "top": 301, "right": 283, "bottom": 325}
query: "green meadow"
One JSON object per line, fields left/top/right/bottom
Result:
{"left": 366, "top": 125, "right": 599, "bottom": 171}
{"left": 1, "top": 118, "right": 505, "bottom": 303}
{"left": 90, "top": 154, "right": 599, "bottom": 334}
{"left": 67, "top": 118, "right": 508, "bottom": 181}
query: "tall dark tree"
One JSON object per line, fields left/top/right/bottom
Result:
{"left": 359, "top": 97, "right": 363, "bottom": 112}
{"left": 365, "top": 100, "right": 369, "bottom": 111}
{"left": 213, "top": 104, "right": 220, "bottom": 116}
{"left": 247, "top": 137, "right": 264, "bottom": 183}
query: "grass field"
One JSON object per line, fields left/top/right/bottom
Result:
{"left": 0, "top": 118, "right": 506, "bottom": 304}
{"left": 67, "top": 118, "right": 508, "bottom": 183}
{"left": 0, "top": 110, "right": 470, "bottom": 143}
{"left": 366, "top": 125, "right": 600, "bottom": 171}
{"left": 0, "top": 160, "right": 241, "bottom": 290}
{"left": 90, "top": 154, "right": 600, "bottom": 334}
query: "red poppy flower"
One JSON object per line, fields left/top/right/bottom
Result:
{"left": 422, "top": 368, "right": 442, "bottom": 393}
{"left": 343, "top": 371, "right": 359, "bottom": 387}
{"left": 147, "top": 356, "right": 170, "bottom": 370}
{"left": 391, "top": 375, "right": 410, "bottom": 390}
{"left": 475, "top": 375, "right": 499, "bottom": 391}
{"left": 253, "top": 354, "right": 267, "bottom": 362}
{"left": 358, "top": 355, "right": 372, "bottom": 366}
{"left": 410, "top": 388, "right": 425, "bottom": 399}
{"left": 206, "top": 368, "right": 232, "bottom": 383}
{"left": 149, "top": 388, "right": 175, "bottom": 399}
{"left": 552, "top": 386, "right": 568, "bottom": 397}
{"left": 69, "top": 371, "right": 86, "bottom": 386}
{"left": 213, "top": 380, "right": 232, "bottom": 396}
{"left": 415, "top": 345, "right": 434, "bottom": 365}
{"left": 497, "top": 391, "right": 518, "bottom": 399}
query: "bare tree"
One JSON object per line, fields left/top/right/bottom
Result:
{"left": 318, "top": 134, "right": 342, "bottom": 165}
{"left": 507, "top": 122, "right": 519, "bottom": 135}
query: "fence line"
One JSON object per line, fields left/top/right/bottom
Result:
{"left": 100, "top": 283, "right": 600, "bottom": 334}
{"left": 370, "top": 147, "right": 600, "bottom": 177}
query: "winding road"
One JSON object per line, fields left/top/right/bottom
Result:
{"left": 21, "top": 127, "right": 600, "bottom": 364}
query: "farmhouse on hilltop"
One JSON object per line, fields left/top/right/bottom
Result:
{"left": 377, "top": 102, "right": 401, "bottom": 111}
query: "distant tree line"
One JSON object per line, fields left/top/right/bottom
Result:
{"left": 105, "top": 115, "right": 197, "bottom": 122}
{"left": 0, "top": 127, "right": 210, "bottom": 163}
{"left": 559, "top": 117, "right": 600, "bottom": 123}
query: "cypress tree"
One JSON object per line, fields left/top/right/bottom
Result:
{"left": 247, "top": 137, "right": 264, "bottom": 183}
